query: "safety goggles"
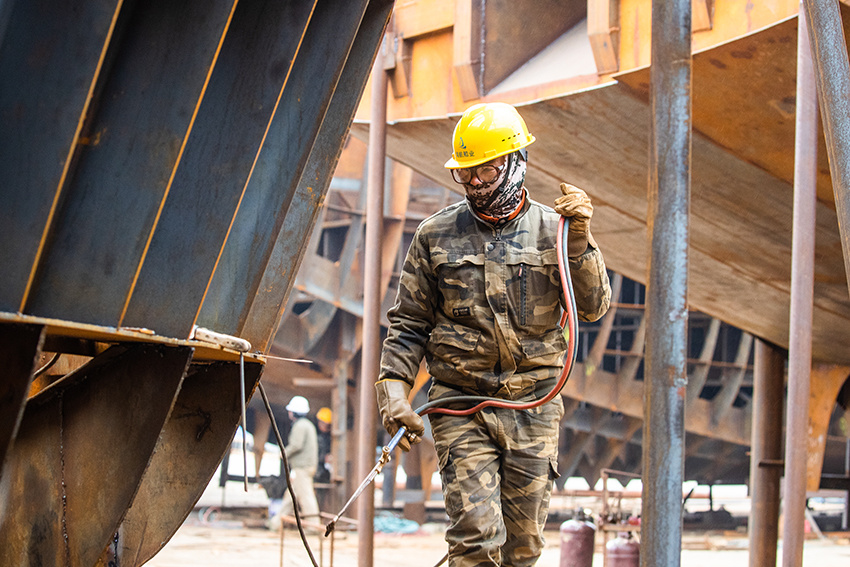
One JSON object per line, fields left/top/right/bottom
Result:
{"left": 450, "top": 161, "right": 506, "bottom": 185}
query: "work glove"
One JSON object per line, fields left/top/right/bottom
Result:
{"left": 375, "top": 379, "right": 425, "bottom": 452}
{"left": 553, "top": 183, "right": 597, "bottom": 257}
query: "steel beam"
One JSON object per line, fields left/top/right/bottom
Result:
{"left": 617, "top": 313, "right": 647, "bottom": 382}
{"left": 0, "top": 323, "right": 44, "bottom": 478}
{"left": 589, "top": 420, "right": 643, "bottom": 486}
{"left": 686, "top": 317, "right": 721, "bottom": 404}
{"left": 357, "top": 41, "right": 389, "bottom": 567}
{"left": 643, "top": 1, "right": 691, "bottom": 565}
{"left": 332, "top": 353, "right": 350, "bottom": 512}
{"left": 802, "top": 0, "right": 850, "bottom": 298}
{"left": 199, "top": 0, "right": 374, "bottom": 340}
{"left": 108, "top": 359, "right": 263, "bottom": 566}
{"left": 783, "top": 7, "right": 818, "bottom": 564}
{"left": 120, "top": 0, "right": 318, "bottom": 338}
{"left": 584, "top": 273, "right": 622, "bottom": 385}
{"left": 748, "top": 339, "right": 785, "bottom": 567}
{"left": 23, "top": 0, "right": 237, "bottom": 325}
{"left": 0, "top": 0, "right": 121, "bottom": 312}
{"left": 711, "top": 332, "right": 754, "bottom": 424}
{"left": 559, "top": 408, "right": 610, "bottom": 478}
{"left": 239, "top": 0, "right": 396, "bottom": 352}
{"left": 0, "top": 344, "right": 192, "bottom": 567}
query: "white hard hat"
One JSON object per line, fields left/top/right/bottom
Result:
{"left": 286, "top": 395, "right": 310, "bottom": 414}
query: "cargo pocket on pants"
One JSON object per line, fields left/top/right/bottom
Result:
{"left": 437, "top": 446, "right": 463, "bottom": 519}
{"left": 549, "top": 456, "right": 560, "bottom": 481}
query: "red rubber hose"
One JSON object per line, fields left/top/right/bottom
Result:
{"left": 416, "top": 215, "right": 576, "bottom": 417}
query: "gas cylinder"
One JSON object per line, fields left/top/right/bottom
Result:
{"left": 606, "top": 531, "right": 640, "bottom": 567}
{"left": 559, "top": 511, "right": 596, "bottom": 567}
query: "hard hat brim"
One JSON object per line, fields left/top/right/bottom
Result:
{"left": 444, "top": 156, "right": 462, "bottom": 169}
{"left": 444, "top": 135, "right": 535, "bottom": 170}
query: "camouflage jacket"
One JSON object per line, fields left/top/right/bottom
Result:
{"left": 379, "top": 194, "right": 611, "bottom": 400}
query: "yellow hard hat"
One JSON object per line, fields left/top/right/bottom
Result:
{"left": 444, "top": 102, "right": 535, "bottom": 169}
{"left": 317, "top": 407, "right": 332, "bottom": 424}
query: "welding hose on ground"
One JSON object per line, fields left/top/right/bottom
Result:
{"left": 413, "top": 215, "right": 578, "bottom": 419}
{"left": 258, "top": 382, "right": 322, "bottom": 567}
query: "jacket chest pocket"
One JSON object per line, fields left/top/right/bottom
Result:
{"left": 435, "top": 252, "right": 485, "bottom": 316}
{"left": 507, "top": 249, "right": 561, "bottom": 330}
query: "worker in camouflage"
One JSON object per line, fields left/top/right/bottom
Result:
{"left": 376, "top": 102, "right": 611, "bottom": 566}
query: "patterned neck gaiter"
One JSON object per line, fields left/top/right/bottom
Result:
{"left": 464, "top": 152, "right": 527, "bottom": 220}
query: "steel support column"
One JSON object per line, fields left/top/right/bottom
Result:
{"left": 109, "top": 359, "right": 263, "bottom": 566}
{"left": 643, "top": 0, "right": 691, "bottom": 565}
{"left": 802, "top": 0, "right": 850, "bottom": 298}
{"left": 782, "top": 7, "right": 818, "bottom": 565}
{"left": 0, "top": 323, "right": 44, "bottom": 477}
{"left": 0, "top": 344, "right": 192, "bottom": 567}
{"left": 748, "top": 339, "right": 785, "bottom": 567}
{"left": 333, "top": 355, "right": 350, "bottom": 513}
{"left": 357, "top": 43, "right": 389, "bottom": 567}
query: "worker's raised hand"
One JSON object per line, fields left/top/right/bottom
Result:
{"left": 554, "top": 183, "right": 592, "bottom": 231}
{"left": 375, "top": 379, "right": 425, "bottom": 451}
{"left": 554, "top": 183, "right": 595, "bottom": 256}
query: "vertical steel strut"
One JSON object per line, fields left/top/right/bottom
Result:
{"left": 643, "top": 0, "right": 691, "bottom": 565}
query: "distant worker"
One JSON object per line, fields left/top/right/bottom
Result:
{"left": 268, "top": 395, "right": 320, "bottom": 530}
{"left": 375, "top": 102, "right": 611, "bottom": 566}
{"left": 315, "top": 407, "right": 333, "bottom": 511}
{"left": 315, "top": 407, "right": 333, "bottom": 484}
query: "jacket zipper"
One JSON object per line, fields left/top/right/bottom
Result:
{"left": 520, "top": 263, "right": 527, "bottom": 326}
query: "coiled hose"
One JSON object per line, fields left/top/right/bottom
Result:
{"left": 414, "top": 215, "right": 578, "bottom": 418}
{"left": 409, "top": 215, "right": 577, "bottom": 567}
{"left": 318, "top": 216, "right": 577, "bottom": 566}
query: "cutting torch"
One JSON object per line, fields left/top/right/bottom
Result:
{"left": 324, "top": 216, "right": 579, "bottom": 539}
{"left": 324, "top": 426, "right": 415, "bottom": 536}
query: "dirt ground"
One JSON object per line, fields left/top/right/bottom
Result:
{"left": 145, "top": 514, "right": 850, "bottom": 567}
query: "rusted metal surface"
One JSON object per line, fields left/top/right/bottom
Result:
{"left": 643, "top": 0, "right": 691, "bottom": 565}
{"left": 241, "top": 0, "right": 396, "bottom": 352}
{"left": 803, "top": 0, "right": 850, "bottom": 299}
{"left": 2, "top": 0, "right": 389, "bottom": 347}
{"left": 357, "top": 49, "right": 389, "bottom": 567}
{"left": 120, "top": 0, "right": 318, "bottom": 338}
{"left": 783, "top": 7, "right": 818, "bottom": 565}
{"left": 683, "top": 16, "right": 834, "bottom": 205}
{"left": 107, "top": 359, "right": 263, "bottom": 566}
{"left": 806, "top": 364, "right": 850, "bottom": 490}
{"left": 0, "top": 1, "right": 395, "bottom": 563}
{"left": 23, "top": 0, "right": 237, "bottom": 326}
{"left": 353, "top": 12, "right": 850, "bottom": 367}
{"left": 0, "top": 0, "right": 122, "bottom": 313}
{"left": 0, "top": 344, "right": 192, "bottom": 567}
{"left": 748, "top": 339, "right": 785, "bottom": 567}
{"left": 480, "top": 0, "right": 586, "bottom": 91}
{"left": 0, "top": 312, "right": 261, "bottom": 364}
{"left": 0, "top": 323, "right": 44, "bottom": 476}
{"left": 198, "top": 0, "right": 383, "bottom": 343}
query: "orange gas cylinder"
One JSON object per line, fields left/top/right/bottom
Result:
{"left": 606, "top": 532, "right": 640, "bottom": 567}
{"left": 559, "top": 512, "right": 596, "bottom": 567}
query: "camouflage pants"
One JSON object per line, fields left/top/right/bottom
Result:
{"left": 429, "top": 384, "right": 563, "bottom": 567}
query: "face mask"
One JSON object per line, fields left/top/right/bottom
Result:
{"left": 464, "top": 152, "right": 527, "bottom": 219}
